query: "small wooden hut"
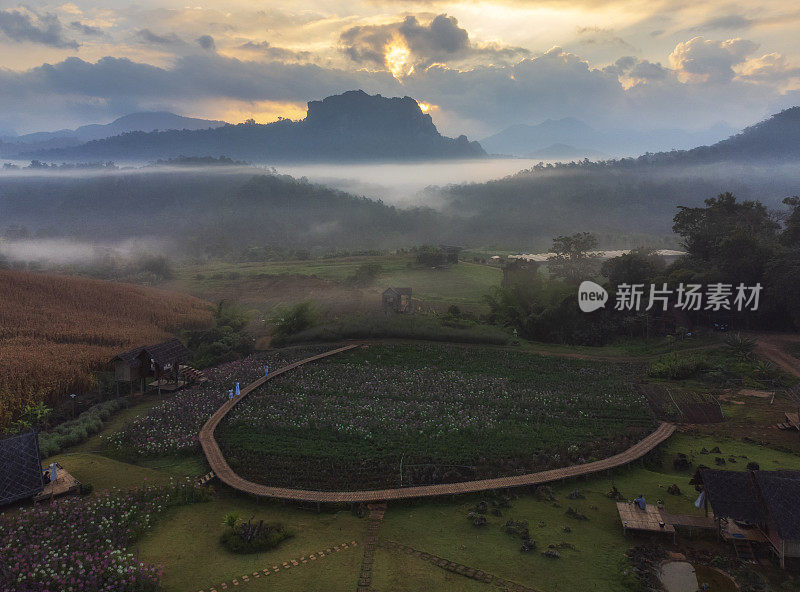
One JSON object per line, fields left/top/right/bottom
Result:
{"left": 756, "top": 471, "right": 800, "bottom": 568}
{"left": 112, "top": 338, "right": 191, "bottom": 395}
{"left": 438, "top": 244, "right": 462, "bottom": 265}
{"left": 702, "top": 468, "right": 800, "bottom": 568}
{"left": 382, "top": 287, "right": 413, "bottom": 313}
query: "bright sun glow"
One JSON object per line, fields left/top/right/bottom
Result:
{"left": 384, "top": 35, "right": 411, "bottom": 80}
{"left": 417, "top": 102, "right": 439, "bottom": 114}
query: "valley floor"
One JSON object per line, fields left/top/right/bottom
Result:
{"left": 30, "top": 336, "right": 800, "bottom": 592}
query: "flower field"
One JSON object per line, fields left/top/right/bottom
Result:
{"left": 218, "top": 344, "right": 653, "bottom": 490}
{"left": 0, "top": 269, "right": 212, "bottom": 427}
{"left": 107, "top": 346, "right": 337, "bottom": 457}
{"left": 0, "top": 479, "right": 210, "bottom": 592}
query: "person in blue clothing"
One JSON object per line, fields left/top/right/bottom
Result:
{"left": 633, "top": 494, "right": 647, "bottom": 510}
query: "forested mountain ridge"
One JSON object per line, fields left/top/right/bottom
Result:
{"left": 0, "top": 171, "right": 448, "bottom": 254}
{"left": 611, "top": 106, "right": 800, "bottom": 165}
{"left": 430, "top": 107, "right": 800, "bottom": 243}
{"left": 20, "top": 91, "right": 486, "bottom": 163}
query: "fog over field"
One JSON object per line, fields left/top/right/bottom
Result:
{"left": 270, "top": 158, "right": 544, "bottom": 206}
{"left": 1, "top": 157, "right": 544, "bottom": 208}
{"left": 2, "top": 156, "right": 799, "bottom": 270}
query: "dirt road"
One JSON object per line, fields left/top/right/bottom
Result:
{"left": 754, "top": 334, "right": 800, "bottom": 379}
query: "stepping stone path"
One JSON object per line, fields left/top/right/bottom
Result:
{"left": 195, "top": 540, "right": 358, "bottom": 592}
{"left": 357, "top": 502, "right": 387, "bottom": 592}
{"left": 379, "top": 539, "right": 543, "bottom": 592}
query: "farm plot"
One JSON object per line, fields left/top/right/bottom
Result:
{"left": 0, "top": 269, "right": 211, "bottom": 427}
{"left": 217, "top": 344, "right": 653, "bottom": 491}
{"left": 107, "top": 346, "right": 338, "bottom": 458}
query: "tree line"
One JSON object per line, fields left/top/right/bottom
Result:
{"left": 486, "top": 192, "right": 800, "bottom": 344}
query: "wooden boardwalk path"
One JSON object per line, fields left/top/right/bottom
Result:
{"left": 199, "top": 344, "right": 676, "bottom": 503}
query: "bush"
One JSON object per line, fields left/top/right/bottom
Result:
{"left": 647, "top": 352, "right": 710, "bottom": 379}
{"left": 270, "top": 301, "right": 320, "bottom": 346}
{"left": 284, "top": 313, "right": 513, "bottom": 346}
{"left": 38, "top": 398, "right": 129, "bottom": 457}
{"left": 345, "top": 262, "right": 382, "bottom": 287}
{"left": 220, "top": 521, "right": 294, "bottom": 554}
{"left": 186, "top": 302, "right": 253, "bottom": 368}
{"left": 725, "top": 333, "right": 756, "bottom": 359}
{"left": 503, "top": 519, "right": 530, "bottom": 539}
{"left": 414, "top": 245, "right": 447, "bottom": 267}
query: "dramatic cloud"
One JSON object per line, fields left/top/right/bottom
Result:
{"left": 0, "top": 1, "right": 798, "bottom": 139}
{"left": 340, "top": 14, "right": 529, "bottom": 76}
{"left": 605, "top": 56, "right": 672, "bottom": 86}
{"left": 0, "top": 55, "right": 392, "bottom": 131}
{"left": 669, "top": 37, "right": 759, "bottom": 82}
{"left": 0, "top": 8, "right": 78, "bottom": 49}
{"left": 738, "top": 53, "right": 800, "bottom": 84}
{"left": 0, "top": 35, "right": 797, "bottom": 138}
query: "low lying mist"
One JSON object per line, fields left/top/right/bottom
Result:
{"left": 270, "top": 158, "right": 544, "bottom": 207}
{"left": 0, "top": 237, "right": 176, "bottom": 282}
{"left": 1, "top": 157, "right": 545, "bottom": 209}
{"left": 1, "top": 158, "right": 798, "bottom": 262}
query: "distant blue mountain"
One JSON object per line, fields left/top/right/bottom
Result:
{"left": 8, "top": 112, "right": 227, "bottom": 144}
{"left": 0, "top": 112, "right": 227, "bottom": 158}
{"left": 481, "top": 117, "right": 736, "bottom": 158}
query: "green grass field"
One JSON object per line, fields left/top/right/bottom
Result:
{"left": 44, "top": 427, "right": 800, "bottom": 592}
{"left": 378, "top": 433, "right": 800, "bottom": 592}
{"left": 171, "top": 254, "right": 502, "bottom": 312}
{"left": 137, "top": 494, "right": 364, "bottom": 592}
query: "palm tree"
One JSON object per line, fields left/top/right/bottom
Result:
{"left": 725, "top": 333, "right": 756, "bottom": 359}
{"left": 222, "top": 512, "right": 240, "bottom": 530}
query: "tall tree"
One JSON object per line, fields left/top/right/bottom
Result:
{"left": 601, "top": 248, "right": 665, "bottom": 288}
{"left": 547, "top": 232, "right": 602, "bottom": 284}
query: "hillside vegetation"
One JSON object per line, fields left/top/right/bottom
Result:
{"left": 0, "top": 269, "right": 211, "bottom": 426}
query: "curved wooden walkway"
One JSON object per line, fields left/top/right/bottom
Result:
{"left": 199, "top": 344, "right": 676, "bottom": 503}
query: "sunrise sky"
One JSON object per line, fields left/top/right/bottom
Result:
{"left": 1, "top": 0, "right": 799, "bottom": 136}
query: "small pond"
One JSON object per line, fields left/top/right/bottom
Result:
{"left": 660, "top": 561, "right": 738, "bottom": 592}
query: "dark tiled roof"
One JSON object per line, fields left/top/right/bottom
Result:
{"left": 701, "top": 469, "right": 766, "bottom": 524}
{"left": 0, "top": 431, "right": 43, "bottom": 506}
{"left": 142, "top": 338, "right": 190, "bottom": 365}
{"left": 756, "top": 471, "right": 800, "bottom": 541}
{"left": 113, "top": 338, "right": 190, "bottom": 366}
{"left": 383, "top": 287, "right": 412, "bottom": 296}
{"left": 115, "top": 346, "right": 145, "bottom": 366}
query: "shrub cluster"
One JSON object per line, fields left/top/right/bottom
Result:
{"left": 646, "top": 352, "right": 710, "bottom": 380}
{"left": 220, "top": 520, "right": 294, "bottom": 554}
{"left": 38, "top": 398, "right": 129, "bottom": 457}
{"left": 284, "top": 313, "right": 513, "bottom": 346}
